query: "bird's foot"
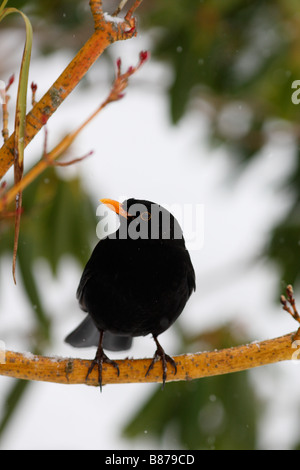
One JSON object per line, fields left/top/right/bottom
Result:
{"left": 145, "top": 336, "right": 177, "bottom": 389}
{"left": 86, "top": 347, "right": 119, "bottom": 392}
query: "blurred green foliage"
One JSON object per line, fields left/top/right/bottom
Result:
{"left": 0, "top": 167, "right": 97, "bottom": 437}
{"left": 141, "top": 0, "right": 300, "bottom": 296}
{"left": 145, "top": 0, "right": 300, "bottom": 124}
{"left": 124, "top": 326, "right": 258, "bottom": 450}
{"left": 5, "top": 0, "right": 89, "bottom": 28}
{"left": 1, "top": 0, "right": 300, "bottom": 450}
{"left": 125, "top": 373, "right": 257, "bottom": 450}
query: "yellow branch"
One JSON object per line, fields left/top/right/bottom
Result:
{"left": 0, "top": 332, "right": 297, "bottom": 386}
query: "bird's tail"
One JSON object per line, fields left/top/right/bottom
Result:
{"left": 65, "top": 315, "right": 133, "bottom": 351}
{"left": 103, "top": 331, "right": 133, "bottom": 351}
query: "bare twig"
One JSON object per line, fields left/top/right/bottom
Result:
{"left": 281, "top": 284, "right": 300, "bottom": 324}
{"left": 1, "top": 74, "right": 14, "bottom": 143}
{"left": 31, "top": 81, "right": 37, "bottom": 107}
{"left": 125, "top": 0, "right": 143, "bottom": 21}
{"left": 112, "top": 0, "right": 130, "bottom": 17}
{"left": 0, "top": 332, "right": 297, "bottom": 386}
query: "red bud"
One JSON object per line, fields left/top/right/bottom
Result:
{"left": 139, "top": 50, "right": 150, "bottom": 64}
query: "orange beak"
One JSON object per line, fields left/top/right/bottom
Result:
{"left": 100, "top": 198, "right": 130, "bottom": 219}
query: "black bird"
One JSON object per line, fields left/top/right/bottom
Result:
{"left": 65, "top": 198, "right": 196, "bottom": 389}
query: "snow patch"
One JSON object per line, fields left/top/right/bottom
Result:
{"left": 23, "top": 351, "right": 39, "bottom": 361}
{"left": 104, "top": 13, "right": 125, "bottom": 24}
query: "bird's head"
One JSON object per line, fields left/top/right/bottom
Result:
{"left": 100, "top": 198, "right": 184, "bottom": 244}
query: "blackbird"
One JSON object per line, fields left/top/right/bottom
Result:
{"left": 65, "top": 198, "right": 196, "bottom": 389}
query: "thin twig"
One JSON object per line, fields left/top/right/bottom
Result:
{"left": 281, "top": 284, "right": 300, "bottom": 324}
{"left": 112, "top": 0, "right": 130, "bottom": 17}
{"left": 125, "top": 0, "right": 143, "bottom": 21}
{"left": 1, "top": 75, "right": 14, "bottom": 143}
{"left": 31, "top": 82, "right": 37, "bottom": 107}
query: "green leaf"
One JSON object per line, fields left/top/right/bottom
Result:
{"left": 0, "top": 4, "right": 33, "bottom": 165}
{"left": 0, "top": 3, "right": 33, "bottom": 282}
{"left": 18, "top": 232, "right": 51, "bottom": 342}
{"left": 1, "top": 8, "right": 32, "bottom": 166}
{"left": 0, "top": 0, "right": 8, "bottom": 15}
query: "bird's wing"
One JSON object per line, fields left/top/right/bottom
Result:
{"left": 76, "top": 240, "right": 108, "bottom": 311}
{"left": 76, "top": 263, "right": 93, "bottom": 312}
{"left": 187, "top": 262, "right": 196, "bottom": 295}
{"left": 183, "top": 248, "right": 196, "bottom": 296}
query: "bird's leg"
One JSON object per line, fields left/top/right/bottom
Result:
{"left": 145, "top": 335, "right": 177, "bottom": 389}
{"left": 86, "top": 330, "right": 120, "bottom": 392}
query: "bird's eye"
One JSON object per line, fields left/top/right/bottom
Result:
{"left": 141, "top": 211, "right": 151, "bottom": 221}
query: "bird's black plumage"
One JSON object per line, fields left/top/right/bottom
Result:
{"left": 65, "top": 198, "right": 196, "bottom": 389}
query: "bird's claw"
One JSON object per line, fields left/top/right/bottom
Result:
{"left": 86, "top": 349, "right": 119, "bottom": 392}
{"left": 146, "top": 338, "right": 177, "bottom": 389}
